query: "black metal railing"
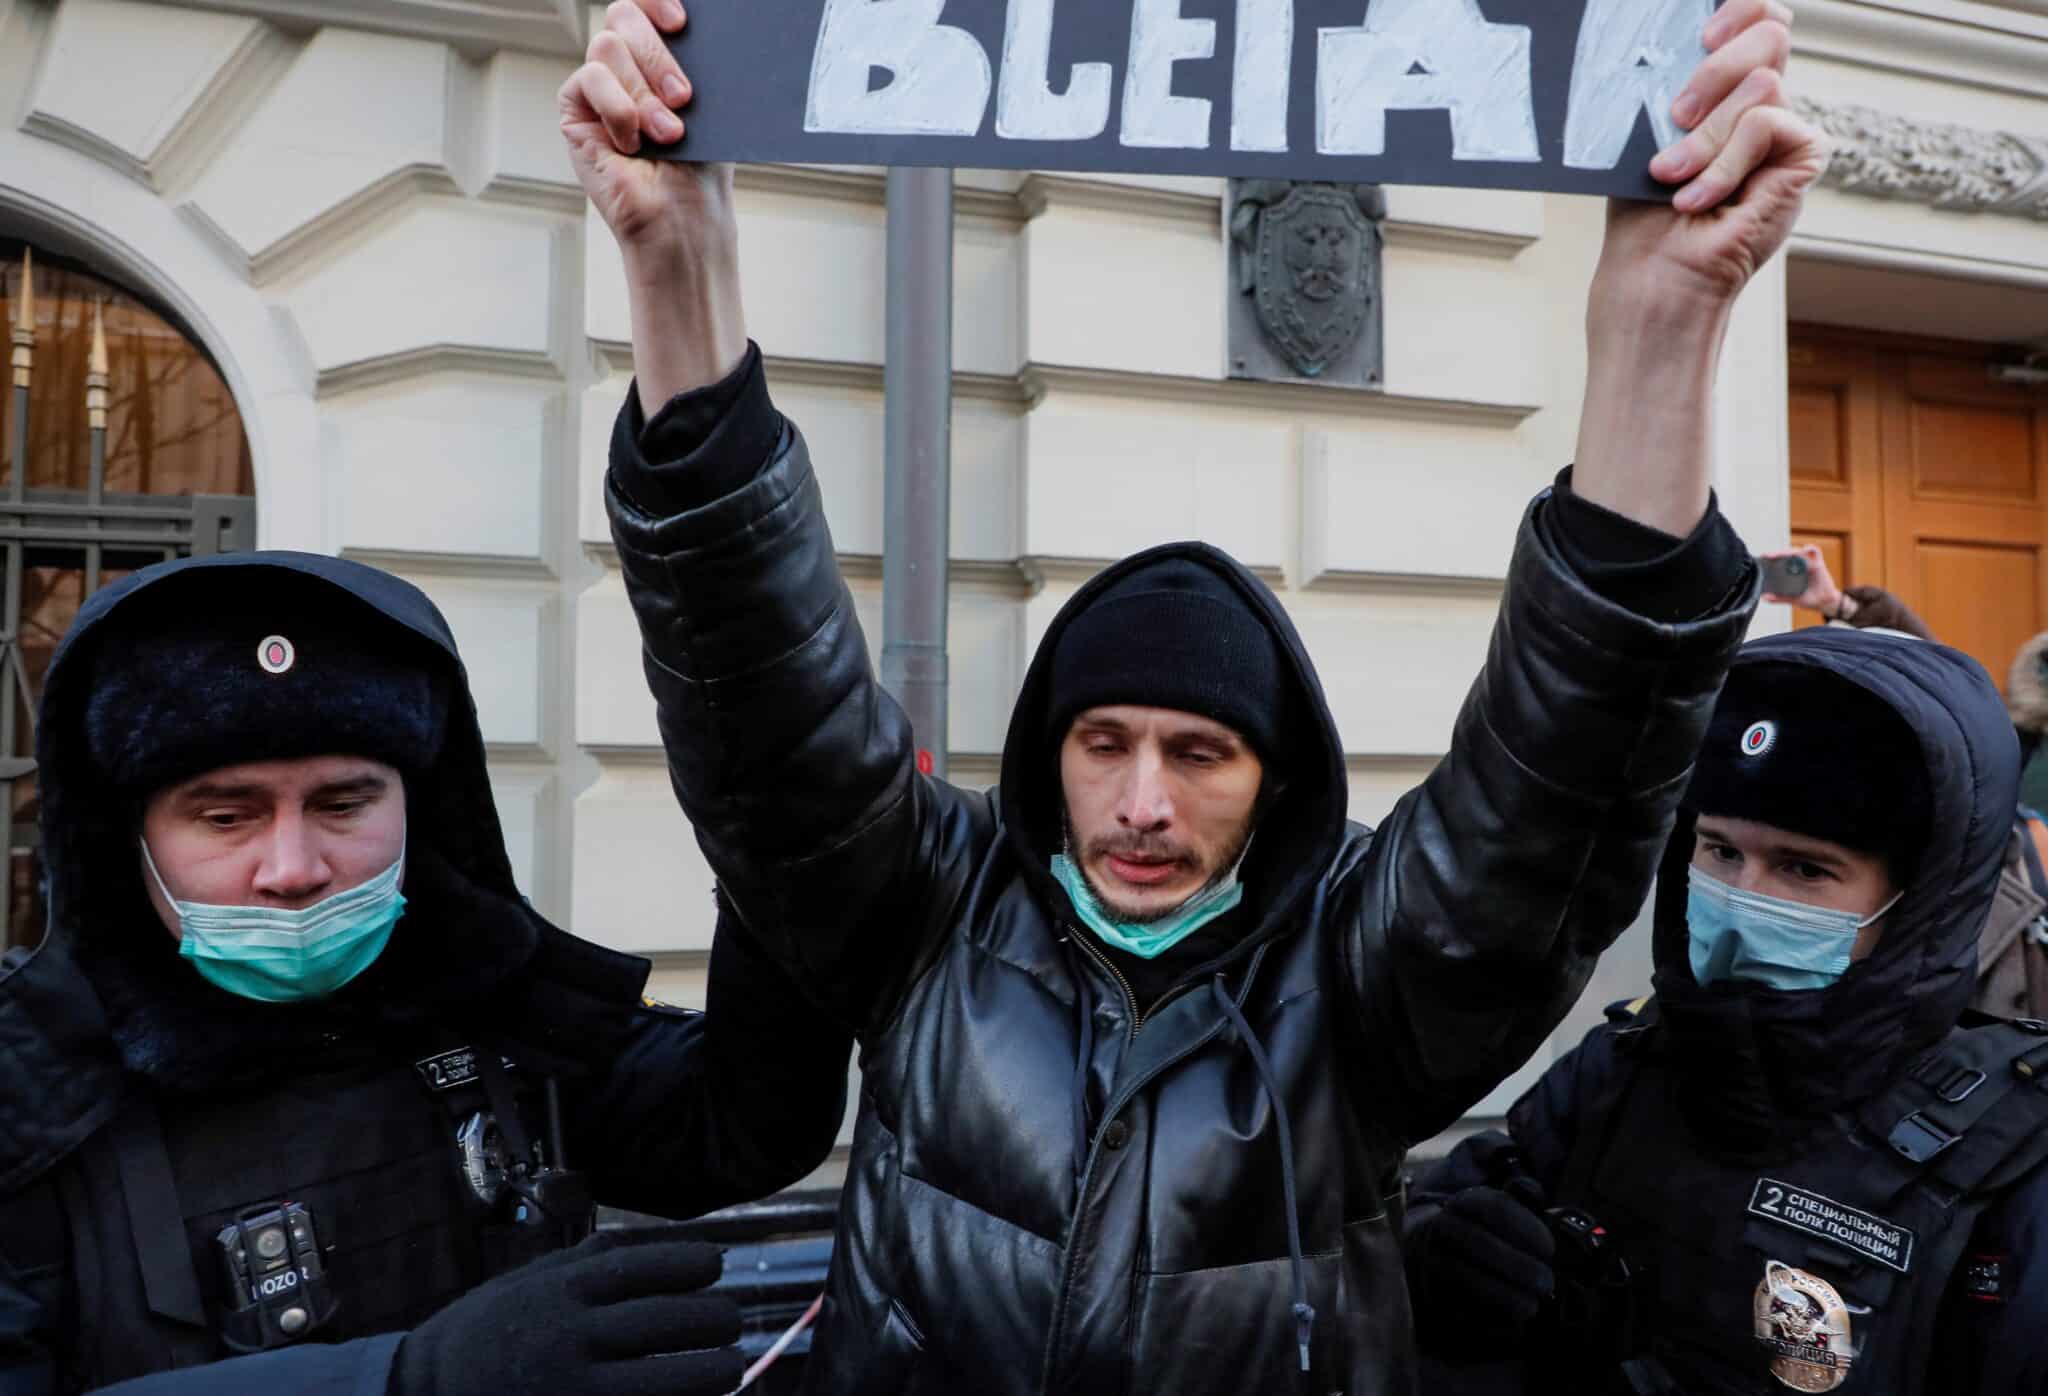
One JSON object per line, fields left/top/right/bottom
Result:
{"left": 2, "top": 247, "right": 254, "bottom": 948}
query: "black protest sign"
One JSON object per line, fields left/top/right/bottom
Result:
{"left": 654, "top": 0, "right": 1722, "bottom": 200}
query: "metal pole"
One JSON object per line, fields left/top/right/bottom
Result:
{"left": 880, "top": 168, "right": 953, "bottom": 782}
{"left": 3, "top": 249, "right": 34, "bottom": 949}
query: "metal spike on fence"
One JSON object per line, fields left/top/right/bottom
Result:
{"left": 86, "top": 298, "right": 108, "bottom": 430}
{"left": 9, "top": 247, "right": 31, "bottom": 390}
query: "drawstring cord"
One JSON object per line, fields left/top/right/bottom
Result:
{"left": 1212, "top": 976, "right": 1316, "bottom": 1373}
{"left": 1071, "top": 966, "right": 1097, "bottom": 1192}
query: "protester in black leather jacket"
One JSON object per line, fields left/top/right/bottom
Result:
{"left": 570, "top": 3, "right": 1821, "bottom": 1389}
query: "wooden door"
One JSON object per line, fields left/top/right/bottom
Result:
{"left": 1788, "top": 329, "right": 2048, "bottom": 693}
{"left": 1787, "top": 339, "right": 1885, "bottom": 633}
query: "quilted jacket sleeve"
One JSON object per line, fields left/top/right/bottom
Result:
{"left": 1343, "top": 494, "right": 1756, "bottom": 1146}
{"left": 606, "top": 383, "right": 992, "bottom": 1036}
{"left": 1946, "top": 1171, "right": 2048, "bottom": 1394}
{"left": 567, "top": 900, "right": 851, "bottom": 1217}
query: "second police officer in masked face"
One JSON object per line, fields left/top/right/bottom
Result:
{"left": 0, "top": 554, "right": 850, "bottom": 1395}
{"left": 1405, "top": 626, "right": 2048, "bottom": 1394}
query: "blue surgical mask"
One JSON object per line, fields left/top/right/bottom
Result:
{"left": 144, "top": 837, "right": 407, "bottom": 1003}
{"left": 1051, "top": 849, "right": 1246, "bottom": 960}
{"left": 1686, "top": 864, "right": 1902, "bottom": 992}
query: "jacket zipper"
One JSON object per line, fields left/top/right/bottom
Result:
{"left": 1068, "top": 926, "right": 1142, "bottom": 1042}
{"left": 1067, "top": 925, "right": 1219, "bottom": 1042}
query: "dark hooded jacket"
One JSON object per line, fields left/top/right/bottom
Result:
{"left": 1411, "top": 626, "right": 2048, "bottom": 1394}
{"left": 605, "top": 354, "right": 1757, "bottom": 1395}
{"left": 0, "top": 553, "right": 849, "bottom": 1396}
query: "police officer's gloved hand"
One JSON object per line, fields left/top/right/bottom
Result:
{"left": 389, "top": 1229, "right": 744, "bottom": 1396}
{"left": 1403, "top": 1183, "right": 1557, "bottom": 1358}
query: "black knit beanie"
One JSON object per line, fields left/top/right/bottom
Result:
{"left": 1684, "top": 660, "right": 1927, "bottom": 868}
{"left": 1045, "top": 557, "right": 1291, "bottom": 763}
{"left": 82, "top": 571, "right": 451, "bottom": 801}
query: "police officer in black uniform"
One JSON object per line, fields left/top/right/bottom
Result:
{"left": 1404, "top": 626, "right": 2048, "bottom": 1395}
{"left": 0, "top": 553, "right": 850, "bottom": 1395}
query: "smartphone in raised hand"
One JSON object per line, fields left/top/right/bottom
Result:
{"left": 1758, "top": 553, "right": 1809, "bottom": 599}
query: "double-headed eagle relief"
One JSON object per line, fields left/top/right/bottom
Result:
{"left": 1228, "top": 181, "right": 1387, "bottom": 387}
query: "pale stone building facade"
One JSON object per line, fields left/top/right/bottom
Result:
{"left": 3, "top": 0, "right": 2046, "bottom": 1165}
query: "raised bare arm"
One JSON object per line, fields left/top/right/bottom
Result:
{"left": 1573, "top": 0, "right": 1826, "bottom": 538}
{"left": 560, "top": 0, "right": 746, "bottom": 411}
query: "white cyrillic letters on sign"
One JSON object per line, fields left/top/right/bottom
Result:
{"left": 997, "top": 0, "right": 1112, "bottom": 141}
{"left": 1120, "top": 0, "right": 1216, "bottom": 149}
{"left": 1564, "top": 0, "right": 1713, "bottom": 169}
{"left": 805, "top": 0, "right": 992, "bottom": 136}
{"left": 1231, "top": 0, "right": 1294, "bottom": 153}
{"left": 1318, "top": 0, "right": 1539, "bottom": 162}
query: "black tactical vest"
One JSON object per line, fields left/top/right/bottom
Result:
{"left": 16, "top": 1033, "right": 587, "bottom": 1390}
{"left": 1548, "top": 1014, "right": 2048, "bottom": 1395}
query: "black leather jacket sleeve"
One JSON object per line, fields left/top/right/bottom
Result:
{"left": 1347, "top": 500, "right": 1756, "bottom": 1143}
{"left": 607, "top": 390, "right": 987, "bottom": 1037}
{"left": 566, "top": 902, "right": 851, "bottom": 1216}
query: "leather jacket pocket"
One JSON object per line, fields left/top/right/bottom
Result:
{"left": 882, "top": 1298, "right": 928, "bottom": 1354}
{"left": 858, "top": 1297, "right": 944, "bottom": 1396}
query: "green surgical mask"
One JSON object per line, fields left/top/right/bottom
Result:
{"left": 143, "top": 837, "right": 407, "bottom": 1003}
{"left": 1051, "top": 850, "right": 1246, "bottom": 960}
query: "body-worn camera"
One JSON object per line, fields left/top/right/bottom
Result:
{"left": 1525, "top": 1205, "right": 1662, "bottom": 1394}
{"left": 1545, "top": 1206, "right": 1635, "bottom": 1337}
{"left": 214, "top": 1202, "right": 339, "bottom": 1352}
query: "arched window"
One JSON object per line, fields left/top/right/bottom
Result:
{"left": 0, "top": 242, "right": 256, "bottom": 951}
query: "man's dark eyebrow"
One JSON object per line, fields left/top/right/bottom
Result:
{"left": 1167, "top": 726, "right": 1242, "bottom": 751}
{"left": 311, "top": 775, "right": 390, "bottom": 800}
{"left": 1074, "top": 715, "right": 1132, "bottom": 735}
{"left": 175, "top": 780, "right": 266, "bottom": 804}
{"left": 1770, "top": 842, "right": 1850, "bottom": 868}
{"left": 1695, "top": 822, "right": 1851, "bottom": 868}
{"left": 176, "top": 773, "right": 390, "bottom": 804}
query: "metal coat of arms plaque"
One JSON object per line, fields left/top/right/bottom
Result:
{"left": 1228, "top": 180, "right": 1386, "bottom": 388}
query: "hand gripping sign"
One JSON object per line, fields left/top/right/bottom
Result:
{"left": 652, "top": 0, "right": 1720, "bottom": 200}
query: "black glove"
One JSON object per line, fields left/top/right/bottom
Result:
{"left": 390, "top": 1230, "right": 744, "bottom": 1396}
{"left": 1405, "top": 1184, "right": 1558, "bottom": 1356}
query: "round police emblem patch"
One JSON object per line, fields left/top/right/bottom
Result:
{"left": 257, "top": 635, "right": 296, "bottom": 676}
{"left": 1754, "top": 1261, "right": 1855, "bottom": 1392}
{"left": 1741, "top": 720, "right": 1778, "bottom": 758}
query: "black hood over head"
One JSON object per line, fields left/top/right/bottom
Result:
{"left": 999, "top": 542, "right": 1348, "bottom": 951}
{"left": 1646, "top": 626, "right": 2019, "bottom": 1153}
{"left": 0, "top": 552, "right": 645, "bottom": 1189}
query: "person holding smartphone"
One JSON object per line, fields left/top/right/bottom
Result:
{"left": 1758, "top": 545, "right": 1935, "bottom": 639}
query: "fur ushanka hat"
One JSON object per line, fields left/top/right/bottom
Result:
{"left": 80, "top": 569, "right": 450, "bottom": 802}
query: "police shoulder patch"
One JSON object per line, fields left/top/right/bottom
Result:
{"left": 1749, "top": 1178, "right": 1915, "bottom": 1274}
{"left": 413, "top": 1046, "right": 516, "bottom": 1092}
